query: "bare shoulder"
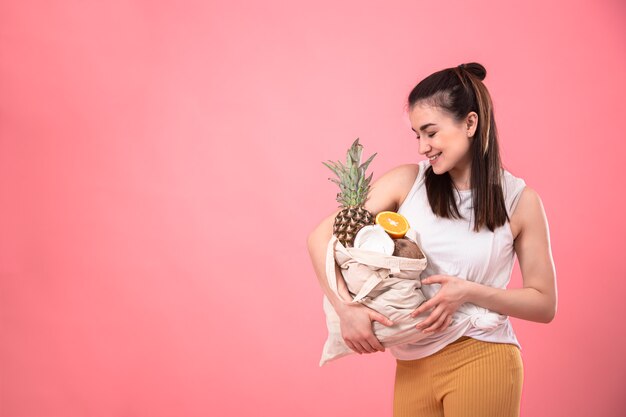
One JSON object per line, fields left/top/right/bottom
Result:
{"left": 511, "top": 186, "right": 549, "bottom": 241}
{"left": 395, "top": 163, "right": 421, "bottom": 208}
{"left": 364, "top": 163, "right": 420, "bottom": 215}
{"left": 516, "top": 186, "right": 546, "bottom": 221}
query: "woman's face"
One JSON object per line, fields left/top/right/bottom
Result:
{"left": 408, "top": 102, "right": 477, "bottom": 177}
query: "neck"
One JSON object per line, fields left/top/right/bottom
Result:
{"left": 449, "top": 159, "right": 472, "bottom": 190}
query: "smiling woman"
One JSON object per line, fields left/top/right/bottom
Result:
{"left": 387, "top": 62, "right": 557, "bottom": 417}
{"left": 308, "top": 61, "right": 556, "bottom": 417}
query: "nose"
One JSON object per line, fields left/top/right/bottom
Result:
{"left": 417, "top": 137, "right": 432, "bottom": 156}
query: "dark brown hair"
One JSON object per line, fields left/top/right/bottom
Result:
{"left": 407, "top": 62, "right": 509, "bottom": 232}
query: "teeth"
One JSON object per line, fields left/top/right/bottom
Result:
{"left": 429, "top": 153, "right": 442, "bottom": 160}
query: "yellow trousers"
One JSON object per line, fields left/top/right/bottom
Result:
{"left": 393, "top": 336, "right": 523, "bottom": 417}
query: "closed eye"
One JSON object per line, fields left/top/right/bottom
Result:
{"left": 415, "top": 132, "right": 436, "bottom": 139}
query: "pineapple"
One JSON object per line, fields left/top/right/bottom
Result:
{"left": 322, "top": 138, "right": 377, "bottom": 247}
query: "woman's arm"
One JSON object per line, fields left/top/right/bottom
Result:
{"left": 464, "top": 186, "right": 558, "bottom": 323}
{"left": 307, "top": 211, "right": 354, "bottom": 312}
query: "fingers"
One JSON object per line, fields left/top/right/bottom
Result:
{"left": 367, "top": 335, "right": 386, "bottom": 352}
{"left": 341, "top": 306, "right": 391, "bottom": 355}
{"left": 415, "top": 304, "right": 445, "bottom": 332}
{"left": 345, "top": 340, "right": 359, "bottom": 353}
{"left": 345, "top": 337, "right": 382, "bottom": 354}
{"left": 424, "top": 313, "right": 448, "bottom": 333}
{"left": 418, "top": 313, "right": 451, "bottom": 334}
{"left": 372, "top": 313, "right": 394, "bottom": 327}
{"left": 344, "top": 323, "right": 386, "bottom": 354}
{"left": 358, "top": 339, "right": 379, "bottom": 353}
{"left": 415, "top": 304, "right": 440, "bottom": 329}
{"left": 410, "top": 299, "right": 435, "bottom": 318}
{"left": 369, "top": 314, "right": 390, "bottom": 351}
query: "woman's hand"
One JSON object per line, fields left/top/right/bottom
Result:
{"left": 410, "top": 275, "right": 472, "bottom": 334}
{"left": 336, "top": 302, "right": 394, "bottom": 354}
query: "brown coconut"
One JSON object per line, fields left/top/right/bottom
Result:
{"left": 392, "top": 237, "right": 424, "bottom": 259}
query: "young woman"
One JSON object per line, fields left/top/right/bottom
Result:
{"left": 307, "top": 62, "right": 557, "bottom": 417}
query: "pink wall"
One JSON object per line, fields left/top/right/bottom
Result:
{"left": 1, "top": 1, "right": 625, "bottom": 416}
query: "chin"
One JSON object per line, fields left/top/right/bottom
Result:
{"left": 430, "top": 164, "right": 445, "bottom": 174}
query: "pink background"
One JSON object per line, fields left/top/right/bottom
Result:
{"left": 1, "top": 1, "right": 625, "bottom": 416}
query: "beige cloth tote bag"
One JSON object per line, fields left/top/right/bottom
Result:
{"left": 320, "top": 229, "right": 433, "bottom": 367}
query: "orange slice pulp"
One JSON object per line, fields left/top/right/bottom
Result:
{"left": 375, "top": 211, "right": 410, "bottom": 239}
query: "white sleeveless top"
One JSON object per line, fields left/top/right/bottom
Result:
{"left": 390, "top": 159, "right": 527, "bottom": 360}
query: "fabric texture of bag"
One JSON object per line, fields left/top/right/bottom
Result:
{"left": 319, "top": 229, "right": 434, "bottom": 367}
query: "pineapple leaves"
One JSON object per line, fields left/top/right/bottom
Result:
{"left": 323, "top": 137, "right": 377, "bottom": 208}
{"left": 359, "top": 152, "right": 377, "bottom": 173}
{"left": 322, "top": 160, "right": 342, "bottom": 176}
{"left": 349, "top": 163, "right": 357, "bottom": 184}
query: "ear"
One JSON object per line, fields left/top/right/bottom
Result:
{"left": 466, "top": 112, "right": 478, "bottom": 137}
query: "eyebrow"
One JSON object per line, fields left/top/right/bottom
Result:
{"left": 411, "top": 123, "right": 437, "bottom": 132}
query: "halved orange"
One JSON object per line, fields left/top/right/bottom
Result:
{"left": 375, "top": 211, "right": 410, "bottom": 239}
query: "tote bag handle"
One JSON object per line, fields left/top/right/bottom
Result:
{"left": 325, "top": 234, "right": 388, "bottom": 304}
